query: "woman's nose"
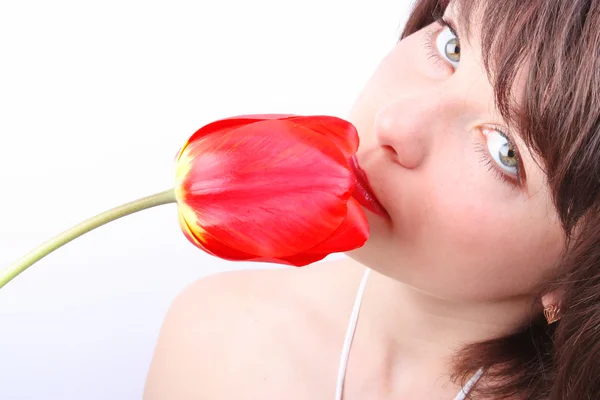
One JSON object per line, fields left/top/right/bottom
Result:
{"left": 373, "top": 94, "right": 446, "bottom": 170}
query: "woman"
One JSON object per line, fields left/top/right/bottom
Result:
{"left": 144, "top": 0, "right": 600, "bottom": 398}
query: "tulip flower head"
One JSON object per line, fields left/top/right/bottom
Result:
{"left": 174, "top": 114, "right": 371, "bottom": 266}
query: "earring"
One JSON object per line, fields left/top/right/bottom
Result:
{"left": 544, "top": 304, "right": 561, "bottom": 324}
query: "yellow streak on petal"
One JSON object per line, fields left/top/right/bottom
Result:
{"left": 177, "top": 202, "right": 207, "bottom": 245}
{"left": 175, "top": 136, "right": 194, "bottom": 163}
{"left": 174, "top": 146, "right": 208, "bottom": 247}
{"left": 174, "top": 150, "right": 193, "bottom": 200}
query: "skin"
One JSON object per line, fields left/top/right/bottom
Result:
{"left": 144, "top": 3, "right": 565, "bottom": 399}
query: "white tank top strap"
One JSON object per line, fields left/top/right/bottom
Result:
{"left": 334, "top": 268, "right": 371, "bottom": 400}
{"left": 453, "top": 368, "right": 484, "bottom": 400}
{"left": 334, "top": 268, "right": 483, "bottom": 400}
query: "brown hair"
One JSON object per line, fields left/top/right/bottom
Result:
{"left": 402, "top": 0, "right": 600, "bottom": 398}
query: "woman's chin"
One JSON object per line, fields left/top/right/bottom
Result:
{"left": 345, "top": 211, "right": 395, "bottom": 267}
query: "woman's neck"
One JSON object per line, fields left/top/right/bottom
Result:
{"left": 336, "top": 258, "right": 535, "bottom": 396}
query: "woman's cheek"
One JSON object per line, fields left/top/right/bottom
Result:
{"left": 424, "top": 186, "right": 559, "bottom": 289}
{"left": 427, "top": 191, "right": 503, "bottom": 251}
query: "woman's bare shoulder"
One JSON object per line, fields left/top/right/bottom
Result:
{"left": 143, "top": 267, "right": 290, "bottom": 399}
{"left": 143, "top": 262, "right": 355, "bottom": 399}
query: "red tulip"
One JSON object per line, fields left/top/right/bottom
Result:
{"left": 174, "top": 114, "right": 376, "bottom": 266}
{"left": 0, "top": 113, "right": 389, "bottom": 289}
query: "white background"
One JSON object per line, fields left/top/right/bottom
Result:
{"left": 0, "top": 1, "right": 412, "bottom": 398}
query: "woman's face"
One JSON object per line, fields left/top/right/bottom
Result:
{"left": 347, "top": 3, "right": 564, "bottom": 302}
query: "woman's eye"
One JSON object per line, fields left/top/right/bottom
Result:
{"left": 486, "top": 129, "right": 519, "bottom": 176}
{"left": 435, "top": 26, "right": 460, "bottom": 68}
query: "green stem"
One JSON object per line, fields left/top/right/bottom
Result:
{"left": 0, "top": 188, "right": 177, "bottom": 289}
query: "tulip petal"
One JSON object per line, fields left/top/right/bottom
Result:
{"left": 180, "top": 206, "right": 353, "bottom": 267}
{"left": 277, "top": 197, "right": 368, "bottom": 266}
{"left": 178, "top": 206, "right": 259, "bottom": 261}
{"left": 175, "top": 114, "right": 360, "bottom": 163}
{"left": 176, "top": 115, "right": 296, "bottom": 162}
{"left": 274, "top": 253, "right": 330, "bottom": 266}
{"left": 285, "top": 115, "right": 359, "bottom": 160}
{"left": 176, "top": 119, "right": 255, "bottom": 162}
{"left": 177, "top": 119, "right": 353, "bottom": 258}
{"left": 297, "top": 197, "right": 369, "bottom": 254}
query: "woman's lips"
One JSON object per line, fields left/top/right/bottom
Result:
{"left": 349, "top": 156, "right": 389, "bottom": 218}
